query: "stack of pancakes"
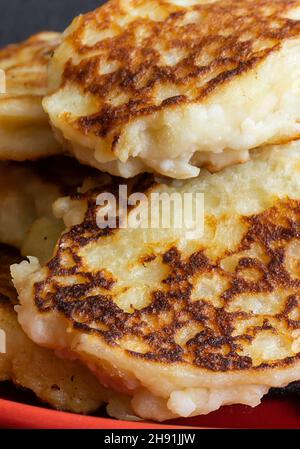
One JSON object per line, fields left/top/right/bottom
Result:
{"left": 3, "top": 0, "right": 300, "bottom": 421}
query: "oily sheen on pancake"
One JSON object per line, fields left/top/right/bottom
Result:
{"left": 12, "top": 141, "right": 300, "bottom": 421}
{"left": 45, "top": 0, "right": 300, "bottom": 178}
{"left": 0, "top": 32, "right": 62, "bottom": 160}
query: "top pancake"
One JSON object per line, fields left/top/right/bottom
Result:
{"left": 45, "top": 0, "right": 300, "bottom": 178}
{"left": 12, "top": 140, "right": 300, "bottom": 420}
{"left": 0, "top": 32, "right": 62, "bottom": 160}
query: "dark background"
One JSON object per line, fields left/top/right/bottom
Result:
{"left": 0, "top": 0, "right": 106, "bottom": 46}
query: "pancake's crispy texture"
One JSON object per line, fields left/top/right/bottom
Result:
{"left": 0, "top": 245, "right": 109, "bottom": 414}
{"left": 12, "top": 141, "right": 300, "bottom": 421}
{"left": 45, "top": 0, "right": 300, "bottom": 178}
{"left": 0, "top": 32, "right": 62, "bottom": 160}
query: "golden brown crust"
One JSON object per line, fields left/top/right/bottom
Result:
{"left": 55, "top": 0, "right": 300, "bottom": 140}
{"left": 0, "top": 32, "right": 63, "bottom": 160}
{"left": 0, "top": 244, "right": 111, "bottom": 414}
{"left": 33, "top": 176, "right": 300, "bottom": 372}
{"left": 0, "top": 32, "right": 61, "bottom": 96}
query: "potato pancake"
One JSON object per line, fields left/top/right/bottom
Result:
{"left": 0, "top": 32, "right": 62, "bottom": 160}
{"left": 45, "top": 0, "right": 300, "bottom": 178}
{"left": 12, "top": 141, "right": 300, "bottom": 421}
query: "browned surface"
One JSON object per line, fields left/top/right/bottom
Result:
{"left": 33, "top": 177, "right": 300, "bottom": 372}
{"left": 0, "top": 244, "right": 110, "bottom": 414}
{"left": 57, "top": 0, "right": 300, "bottom": 140}
{"left": 0, "top": 32, "right": 61, "bottom": 95}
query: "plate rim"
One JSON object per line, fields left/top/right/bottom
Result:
{"left": 0, "top": 398, "right": 202, "bottom": 429}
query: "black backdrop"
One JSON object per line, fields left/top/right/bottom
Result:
{"left": 0, "top": 0, "right": 106, "bottom": 46}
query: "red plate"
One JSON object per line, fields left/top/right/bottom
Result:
{"left": 0, "top": 395, "right": 300, "bottom": 429}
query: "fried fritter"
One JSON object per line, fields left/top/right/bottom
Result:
{"left": 0, "top": 32, "right": 62, "bottom": 160}
{"left": 44, "top": 0, "right": 300, "bottom": 178}
{"left": 0, "top": 158, "right": 100, "bottom": 263}
{"left": 12, "top": 141, "right": 300, "bottom": 421}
